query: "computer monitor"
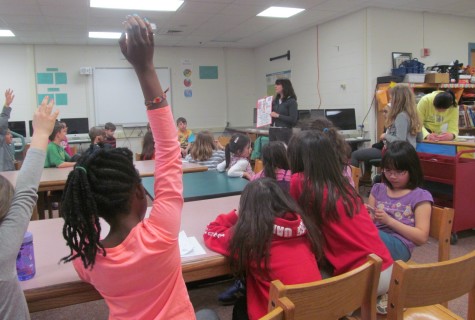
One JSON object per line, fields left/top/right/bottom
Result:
{"left": 298, "top": 110, "right": 311, "bottom": 121}
{"left": 62, "top": 118, "right": 89, "bottom": 135}
{"left": 8, "top": 121, "right": 27, "bottom": 137}
{"left": 310, "top": 109, "right": 325, "bottom": 119}
{"left": 324, "top": 108, "right": 357, "bottom": 131}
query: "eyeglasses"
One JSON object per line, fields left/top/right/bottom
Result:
{"left": 382, "top": 169, "right": 407, "bottom": 177}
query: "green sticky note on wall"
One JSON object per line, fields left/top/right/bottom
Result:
{"left": 55, "top": 72, "right": 67, "bottom": 85}
{"left": 199, "top": 66, "right": 218, "bottom": 79}
{"left": 55, "top": 93, "right": 68, "bottom": 106}
{"left": 37, "top": 73, "right": 54, "bottom": 85}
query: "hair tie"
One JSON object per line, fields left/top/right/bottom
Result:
{"left": 76, "top": 166, "right": 87, "bottom": 174}
{"left": 234, "top": 136, "right": 239, "bottom": 143}
{"left": 323, "top": 128, "right": 329, "bottom": 133}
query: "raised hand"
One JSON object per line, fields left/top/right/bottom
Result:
{"left": 119, "top": 15, "right": 154, "bottom": 71}
{"left": 4, "top": 89, "right": 15, "bottom": 107}
{"left": 30, "top": 96, "right": 59, "bottom": 151}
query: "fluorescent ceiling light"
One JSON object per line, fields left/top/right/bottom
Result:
{"left": 257, "top": 7, "right": 305, "bottom": 18}
{"left": 89, "top": 32, "right": 122, "bottom": 39}
{"left": 90, "top": 0, "right": 184, "bottom": 11}
{"left": 0, "top": 30, "right": 15, "bottom": 37}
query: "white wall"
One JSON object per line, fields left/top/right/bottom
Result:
{"left": 0, "top": 44, "right": 255, "bottom": 132}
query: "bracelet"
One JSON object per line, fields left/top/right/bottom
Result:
{"left": 144, "top": 93, "right": 167, "bottom": 109}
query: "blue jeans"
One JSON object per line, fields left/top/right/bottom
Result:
{"left": 378, "top": 230, "right": 411, "bottom": 262}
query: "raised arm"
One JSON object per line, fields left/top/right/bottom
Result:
{"left": 120, "top": 15, "right": 182, "bottom": 234}
{"left": 1, "top": 97, "right": 58, "bottom": 260}
{"left": 0, "top": 89, "right": 14, "bottom": 132}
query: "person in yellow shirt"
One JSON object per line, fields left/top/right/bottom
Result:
{"left": 177, "top": 117, "right": 195, "bottom": 157}
{"left": 417, "top": 90, "right": 458, "bottom": 141}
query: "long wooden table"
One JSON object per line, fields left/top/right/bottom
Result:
{"left": 0, "top": 160, "right": 208, "bottom": 219}
{"left": 21, "top": 195, "right": 239, "bottom": 313}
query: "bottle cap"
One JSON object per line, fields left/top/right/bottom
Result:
{"left": 23, "top": 231, "right": 33, "bottom": 243}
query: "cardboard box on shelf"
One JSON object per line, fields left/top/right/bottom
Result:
{"left": 425, "top": 73, "right": 450, "bottom": 83}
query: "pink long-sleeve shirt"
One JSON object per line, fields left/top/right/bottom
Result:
{"left": 73, "top": 106, "right": 195, "bottom": 319}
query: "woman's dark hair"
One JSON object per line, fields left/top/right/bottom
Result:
{"left": 224, "top": 133, "right": 250, "bottom": 169}
{"left": 299, "top": 117, "right": 351, "bottom": 168}
{"left": 274, "top": 78, "right": 297, "bottom": 102}
{"left": 381, "top": 141, "right": 423, "bottom": 190}
{"left": 261, "top": 141, "right": 289, "bottom": 180}
{"left": 60, "top": 148, "right": 141, "bottom": 269}
{"left": 287, "top": 130, "right": 361, "bottom": 226}
{"left": 433, "top": 90, "right": 456, "bottom": 109}
{"left": 140, "top": 131, "right": 155, "bottom": 160}
{"left": 229, "top": 178, "right": 322, "bottom": 279}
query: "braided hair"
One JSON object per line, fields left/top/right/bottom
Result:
{"left": 60, "top": 148, "right": 141, "bottom": 269}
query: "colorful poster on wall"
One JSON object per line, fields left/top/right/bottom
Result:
{"left": 181, "top": 59, "right": 193, "bottom": 98}
{"left": 256, "top": 96, "right": 273, "bottom": 127}
{"left": 36, "top": 67, "right": 69, "bottom": 106}
{"left": 266, "top": 70, "right": 291, "bottom": 96}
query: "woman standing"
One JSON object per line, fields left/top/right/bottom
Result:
{"left": 269, "top": 79, "right": 298, "bottom": 143}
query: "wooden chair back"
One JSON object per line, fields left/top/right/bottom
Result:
{"left": 135, "top": 153, "right": 142, "bottom": 161}
{"left": 254, "top": 159, "right": 264, "bottom": 173}
{"left": 429, "top": 206, "right": 454, "bottom": 262}
{"left": 266, "top": 254, "right": 382, "bottom": 320}
{"left": 387, "top": 250, "right": 475, "bottom": 320}
{"left": 350, "top": 165, "right": 361, "bottom": 190}
{"left": 259, "top": 306, "right": 285, "bottom": 320}
{"left": 217, "top": 135, "right": 231, "bottom": 147}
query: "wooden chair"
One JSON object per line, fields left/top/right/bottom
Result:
{"left": 254, "top": 159, "right": 263, "bottom": 173}
{"left": 428, "top": 206, "right": 454, "bottom": 263}
{"left": 217, "top": 135, "right": 231, "bottom": 147}
{"left": 386, "top": 250, "right": 475, "bottom": 319}
{"left": 135, "top": 153, "right": 142, "bottom": 161}
{"left": 260, "top": 306, "right": 285, "bottom": 320}
{"left": 264, "top": 254, "right": 382, "bottom": 320}
{"left": 351, "top": 165, "right": 361, "bottom": 191}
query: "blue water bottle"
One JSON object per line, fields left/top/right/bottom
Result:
{"left": 16, "top": 231, "right": 36, "bottom": 281}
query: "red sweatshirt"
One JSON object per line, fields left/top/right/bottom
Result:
{"left": 290, "top": 173, "right": 393, "bottom": 275}
{"left": 203, "top": 210, "right": 321, "bottom": 320}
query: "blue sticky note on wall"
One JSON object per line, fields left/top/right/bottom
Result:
{"left": 199, "top": 66, "right": 218, "bottom": 79}
{"left": 37, "top": 73, "right": 54, "bottom": 85}
{"left": 37, "top": 94, "right": 50, "bottom": 104}
{"left": 55, "top": 72, "right": 67, "bottom": 85}
{"left": 55, "top": 93, "right": 68, "bottom": 106}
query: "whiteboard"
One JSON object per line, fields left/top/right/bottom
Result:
{"left": 93, "top": 68, "right": 171, "bottom": 126}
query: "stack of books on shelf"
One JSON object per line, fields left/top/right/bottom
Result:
{"left": 459, "top": 105, "right": 475, "bottom": 128}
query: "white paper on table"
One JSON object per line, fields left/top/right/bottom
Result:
{"left": 179, "top": 231, "right": 206, "bottom": 257}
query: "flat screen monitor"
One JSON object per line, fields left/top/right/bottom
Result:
{"left": 298, "top": 110, "right": 311, "bottom": 121}
{"left": 310, "top": 109, "right": 325, "bottom": 119}
{"left": 324, "top": 108, "right": 357, "bottom": 130}
{"left": 8, "top": 121, "right": 27, "bottom": 137}
{"left": 62, "top": 118, "right": 89, "bottom": 135}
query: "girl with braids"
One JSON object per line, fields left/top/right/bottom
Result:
{"left": 204, "top": 178, "right": 323, "bottom": 320}
{"left": 217, "top": 133, "right": 254, "bottom": 180}
{"left": 0, "top": 96, "right": 58, "bottom": 319}
{"left": 417, "top": 89, "right": 458, "bottom": 141}
{"left": 60, "top": 15, "right": 216, "bottom": 320}
{"left": 301, "top": 117, "right": 355, "bottom": 187}
{"left": 287, "top": 130, "right": 393, "bottom": 296}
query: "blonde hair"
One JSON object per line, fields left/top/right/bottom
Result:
{"left": 0, "top": 176, "right": 14, "bottom": 221}
{"left": 190, "top": 131, "right": 216, "bottom": 161}
{"left": 386, "top": 84, "right": 421, "bottom": 136}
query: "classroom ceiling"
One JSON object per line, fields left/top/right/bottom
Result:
{"left": 0, "top": 0, "right": 474, "bottom": 48}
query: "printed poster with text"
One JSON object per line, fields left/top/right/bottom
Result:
{"left": 256, "top": 96, "right": 273, "bottom": 128}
